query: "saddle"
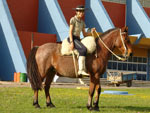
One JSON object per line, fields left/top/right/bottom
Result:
{"left": 61, "top": 36, "right": 96, "bottom": 56}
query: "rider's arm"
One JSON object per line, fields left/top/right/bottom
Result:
{"left": 82, "top": 28, "right": 90, "bottom": 37}
{"left": 82, "top": 22, "right": 96, "bottom": 37}
{"left": 69, "top": 24, "right": 74, "bottom": 43}
{"left": 82, "top": 28, "right": 96, "bottom": 37}
{"left": 69, "top": 24, "right": 74, "bottom": 50}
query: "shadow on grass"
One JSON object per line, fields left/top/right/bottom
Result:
{"left": 101, "top": 106, "right": 124, "bottom": 108}
{"left": 42, "top": 105, "right": 87, "bottom": 109}
{"left": 40, "top": 105, "right": 150, "bottom": 112}
{"left": 101, "top": 105, "right": 150, "bottom": 112}
{"left": 124, "top": 106, "right": 150, "bottom": 112}
{"left": 71, "top": 106, "right": 87, "bottom": 109}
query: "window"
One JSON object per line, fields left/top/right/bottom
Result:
{"left": 143, "top": 64, "right": 147, "bottom": 71}
{"left": 136, "top": 74, "right": 146, "bottom": 80}
{"left": 112, "top": 62, "right": 117, "bottom": 69}
{"left": 128, "top": 63, "right": 132, "bottom": 71}
{"left": 141, "top": 74, "right": 146, "bottom": 80}
{"left": 128, "top": 57, "right": 132, "bottom": 62}
{"left": 133, "top": 64, "right": 137, "bottom": 71}
{"left": 138, "top": 64, "right": 142, "bottom": 71}
{"left": 108, "top": 62, "right": 112, "bottom": 69}
{"left": 138, "top": 57, "right": 142, "bottom": 63}
{"left": 108, "top": 56, "right": 147, "bottom": 70}
{"left": 123, "top": 63, "right": 127, "bottom": 70}
{"left": 118, "top": 63, "right": 122, "bottom": 70}
{"left": 137, "top": 74, "right": 142, "bottom": 80}
{"left": 133, "top": 57, "right": 137, "bottom": 62}
{"left": 143, "top": 58, "right": 147, "bottom": 63}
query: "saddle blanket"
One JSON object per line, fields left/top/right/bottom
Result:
{"left": 61, "top": 36, "right": 96, "bottom": 56}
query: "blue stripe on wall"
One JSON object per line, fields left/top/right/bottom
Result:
{"left": 0, "top": 0, "right": 26, "bottom": 80}
{"left": 0, "top": 24, "right": 15, "bottom": 80}
{"left": 126, "top": 0, "right": 150, "bottom": 38}
{"left": 38, "top": 0, "right": 69, "bottom": 42}
{"left": 85, "top": 0, "right": 114, "bottom": 32}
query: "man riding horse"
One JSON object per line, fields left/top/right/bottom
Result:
{"left": 68, "top": 5, "right": 96, "bottom": 77}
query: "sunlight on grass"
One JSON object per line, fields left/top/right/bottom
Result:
{"left": 0, "top": 87, "right": 150, "bottom": 113}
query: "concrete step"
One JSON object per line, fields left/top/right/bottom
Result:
{"left": 56, "top": 77, "right": 109, "bottom": 86}
{"left": 56, "top": 77, "right": 150, "bottom": 87}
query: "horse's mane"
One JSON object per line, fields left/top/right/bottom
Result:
{"left": 100, "top": 28, "right": 118, "bottom": 38}
{"left": 95, "top": 28, "right": 120, "bottom": 50}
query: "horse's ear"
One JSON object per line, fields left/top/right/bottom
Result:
{"left": 121, "top": 26, "right": 128, "bottom": 32}
{"left": 125, "top": 26, "right": 128, "bottom": 32}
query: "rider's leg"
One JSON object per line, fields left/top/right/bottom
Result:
{"left": 74, "top": 39, "right": 89, "bottom": 76}
{"left": 78, "top": 56, "right": 89, "bottom": 76}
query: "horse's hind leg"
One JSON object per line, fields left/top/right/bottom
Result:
{"left": 44, "top": 69, "right": 56, "bottom": 108}
{"left": 33, "top": 90, "right": 40, "bottom": 108}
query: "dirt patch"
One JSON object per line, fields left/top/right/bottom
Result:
{"left": 0, "top": 81, "right": 149, "bottom": 89}
{"left": 0, "top": 81, "right": 86, "bottom": 88}
{"left": 0, "top": 81, "right": 30, "bottom": 87}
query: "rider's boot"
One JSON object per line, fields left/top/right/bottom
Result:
{"left": 78, "top": 56, "right": 90, "bottom": 77}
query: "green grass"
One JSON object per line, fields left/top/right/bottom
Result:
{"left": 0, "top": 87, "right": 150, "bottom": 113}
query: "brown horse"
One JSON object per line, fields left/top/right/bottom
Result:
{"left": 27, "top": 27, "right": 132, "bottom": 111}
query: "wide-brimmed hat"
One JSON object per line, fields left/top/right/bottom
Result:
{"left": 73, "top": 5, "right": 88, "bottom": 11}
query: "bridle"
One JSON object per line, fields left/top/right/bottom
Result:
{"left": 93, "top": 29, "right": 128, "bottom": 61}
{"left": 119, "top": 29, "right": 128, "bottom": 58}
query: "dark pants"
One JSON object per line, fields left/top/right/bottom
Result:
{"left": 68, "top": 36, "right": 87, "bottom": 56}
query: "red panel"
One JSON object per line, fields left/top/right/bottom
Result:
{"left": 18, "top": 31, "right": 32, "bottom": 58}
{"left": 33, "top": 33, "right": 57, "bottom": 46}
{"left": 7, "top": 0, "right": 38, "bottom": 32}
{"left": 102, "top": 1, "right": 126, "bottom": 28}
{"left": 58, "top": 0, "right": 85, "bottom": 25}
{"left": 18, "top": 31, "right": 57, "bottom": 58}
{"left": 144, "top": 7, "right": 150, "bottom": 18}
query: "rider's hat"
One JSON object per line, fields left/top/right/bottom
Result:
{"left": 73, "top": 5, "right": 88, "bottom": 11}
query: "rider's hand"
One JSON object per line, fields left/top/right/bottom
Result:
{"left": 70, "top": 42, "right": 74, "bottom": 51}
{"left": 91, "top": 28, "right": 96, "bottom": 33}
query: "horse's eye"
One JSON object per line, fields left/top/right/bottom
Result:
{"left": 124, "top": 35, "right": 128, "bottom": 41}
{"left": 127, "top": 40, "right": 130, "bottom": 43}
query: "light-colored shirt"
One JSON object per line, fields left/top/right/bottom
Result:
{"left": 70, "top": 16, "right": 86, "bottom": 37}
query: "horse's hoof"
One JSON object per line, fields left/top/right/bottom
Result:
{"left": 93, "top": 106, "right": 100, "bottom": 111}
{"left": 87, "top": 105, "right": 93, "bottom": 111}
{"left": 47, "top": 103, "right": 56, "bottom": 108}
{"left": 34, "top": 104, "right": 41, "bottom": 109}
{"left": 33, "top": 102, "right": 41, "bottom": 108}
{"left": 88, "top": 107, "right": 93, "bottom": 111}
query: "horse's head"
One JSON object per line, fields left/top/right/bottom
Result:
{"left": 115, "top": 27, "right": 133, "bottom": 58}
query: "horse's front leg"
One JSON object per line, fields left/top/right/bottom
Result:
{"left": 33, "top": 90, "right": 40, "bottom": 108}
{"left": 93, "top": 78, "right": 101, "bottom": 111}
{"left": 87, "top": 75, "right": 95, "bottom": 110}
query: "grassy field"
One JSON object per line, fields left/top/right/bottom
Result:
{"left": 0, "top": 86, "right": 150, "bottom": 113}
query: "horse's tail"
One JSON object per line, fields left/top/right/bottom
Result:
{"left": 27, "top": 46, "right": 42, "bottom": 90}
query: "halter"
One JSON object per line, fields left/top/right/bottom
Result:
{"left": 93, "top": 29, "right": 128, "bottom": 61}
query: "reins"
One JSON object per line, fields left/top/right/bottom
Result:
{"left": 93, "top": 30, "right": 127, "bottom": 61}
{"left": 72, "top": 51, "right": 78, "bottom": 77}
